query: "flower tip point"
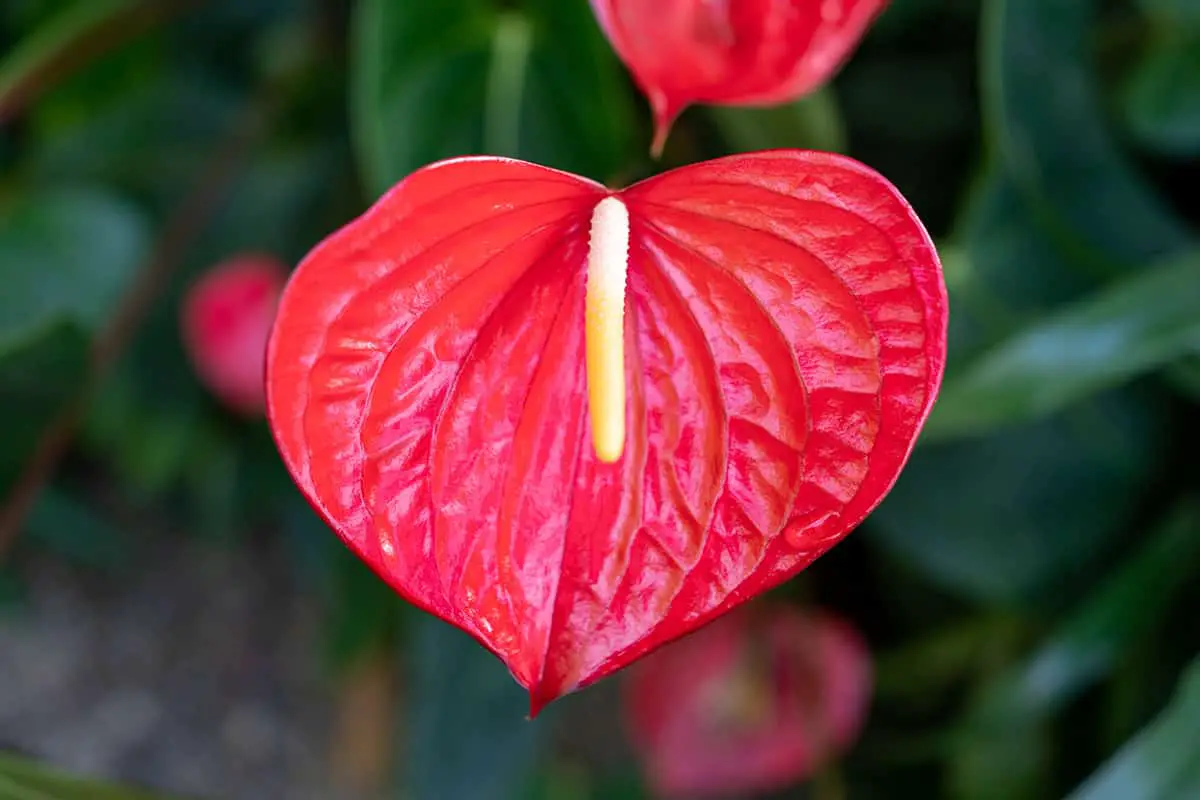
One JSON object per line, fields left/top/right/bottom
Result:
{"left": 527, "top": 691, "right": 552, "bottom": 720}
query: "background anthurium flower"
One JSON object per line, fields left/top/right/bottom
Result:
{"left": 182, "top": 254, "right": 288, "bottom": 416}
{"left": 624, "top": 606, "right": 872, "bottom": 798}
{"left": 266, "top": 150, "right": 946, "bottom": 713}
{"left": 591, "top": 0, "right": 890, "bottom": 154}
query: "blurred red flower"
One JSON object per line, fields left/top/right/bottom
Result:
{"left": 624, "top": 606, "right": 872, "bottom": 798}
{"left": 182, "top": 254, "right": 288, "bottom": 416}
{"left": 590, "top": 0, "right": 889, "bottom": 153}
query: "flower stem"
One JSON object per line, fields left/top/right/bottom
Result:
{"left": 483, "top": 11, "right": 533, "bottom": 158}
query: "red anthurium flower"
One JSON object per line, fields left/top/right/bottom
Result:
{"left": 266, "top": 150, "right": 946, "bottom": 713}
{"left": 590, "top": 0, "right": 889, "bottom": 153}
{"left": 182, "top": 254, "right": 288, "bottom": 416}
{"left": 624, "top": 606, "right": 872, "bottom": 798}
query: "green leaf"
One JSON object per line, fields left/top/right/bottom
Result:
{"left": 0, "top": 188, "right": 146, "bottom": 495}
{"left": 350, "top": 0, "right": 490, "bottom": 193}
{"left": 482, "top": 11, "right": 533, "bottom": 159}
{"left": 927, "top": 250, "right": 1200, "bottom": 439}
{"left": 517, "top": 0, "right": 638, "bottom": 178}
{"left": 878, "top": 161, "right": 1179, "bottom": 602}
{"left": 982, "top": 0, "right": 1194, "bottom": 267}
{"left": 350, "top": 0, "right": 636, "bottom": 196}
{"left": 1067, "top": 658, "right": 1200, "bottom": 800}
{"left": 0, "top": 751, "right": 189, "bottom": 800}
{"left": 706, "top": 88, "right": 847, "bottom": 154}
{"left": 79, "top": 145, "right": 335, "bottom": 502}
{"left": 949, "top": 501, "right": 1200, "bottom": 798}
{"left": 1120, "top": 34, "right": 1200, "bottom": 157}
{"left": 987, "top": 500, "right": 1199, "bottom": 717}
{"left": 0, "top": 188, "right": 148, "bottom": 346}
{"left": 869, "top": 388, "right": 1171, "bottom": 604}
{"left": 405, "top": 617, "right": 555, "bottom": 800}
{"left": 945, "top": 167, "right": 1099, "bottom": 368}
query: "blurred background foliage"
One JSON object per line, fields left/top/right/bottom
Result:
{"left": 1, "top": 0, "right": 1198, "bottom": 798}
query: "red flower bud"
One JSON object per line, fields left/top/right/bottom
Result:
{"left": 624, "top": 606, "right": 872, "bottom": 798}
{"left": 182, "top": 254, "right": 288, "bottom": 416}
{"left": 590, "top": 0, "right": 889, "bottom": 153}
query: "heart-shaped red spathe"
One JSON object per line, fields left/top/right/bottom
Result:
{"left": 266, "top": 150, "right": 946, "bottom": 713}
{"left": 590, "top": 0, "right": 890, "bottom": 152}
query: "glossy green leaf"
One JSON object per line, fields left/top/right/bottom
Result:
{"left": 982, "top": 0, "right": 1194, "bottom": 266}
{"left": 0, "top": 189, "right": 148, "bottom": 346}
{"left": 517, "top": 0, "right": 636, "bottom": 177}
{"left": 1120, "top": 35, "right": 1200, "bottom": 157}
{"left": 706, "top": 88, "right": 846, "bottom": 154}
{"left": 870, "top": 165, "right": 1169, "bottom": 603}
{"left": 927, "top": 250, "right": 1200, "bottom": 439}
{"left": 406, "top": 618, "right": 554, "bottom": 800}
{"left": 870, "top": 389, "right": 1170, "bottom": 604}
{"left": 0, "top": 187, "right": 146, "bottom": 541}
{"left": 350, "top": 0, "right": 636, "bottom": 195}
{"left": 0, "top": 751, "right": 186, "bottom": 800}
{"left": 1067, "top": 658, "right": 1200, "bottom": 800}
{"left": 986, "top": 500, "right": 1199, "bottom": 716}
{"left": 0, "top": 187, "right": 137, "bottom": 498}
{"left": 350, "top": 0, "right": 490, "bottom": 193}
{"left": 79, "top": 146, "right": 332, "bottom": 502}
{"left": 944, "top": 167, "right": 1099, "bottom": 368}
{"left": 950, "top": 501, "right": 1200, "bottom": 798}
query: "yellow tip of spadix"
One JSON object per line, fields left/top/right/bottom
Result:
{"left": 585, "top": 196, "right": 630, "bottom": 463}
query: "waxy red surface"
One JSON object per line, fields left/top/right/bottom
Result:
{"left": 625, "top": 606, "right": 871, "bottom": 798}
{"left": 266, "top": 150, "right": 946, "bottom": 711}
{"left": 590, "top": 0, "right": 890, "bottom": 152}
